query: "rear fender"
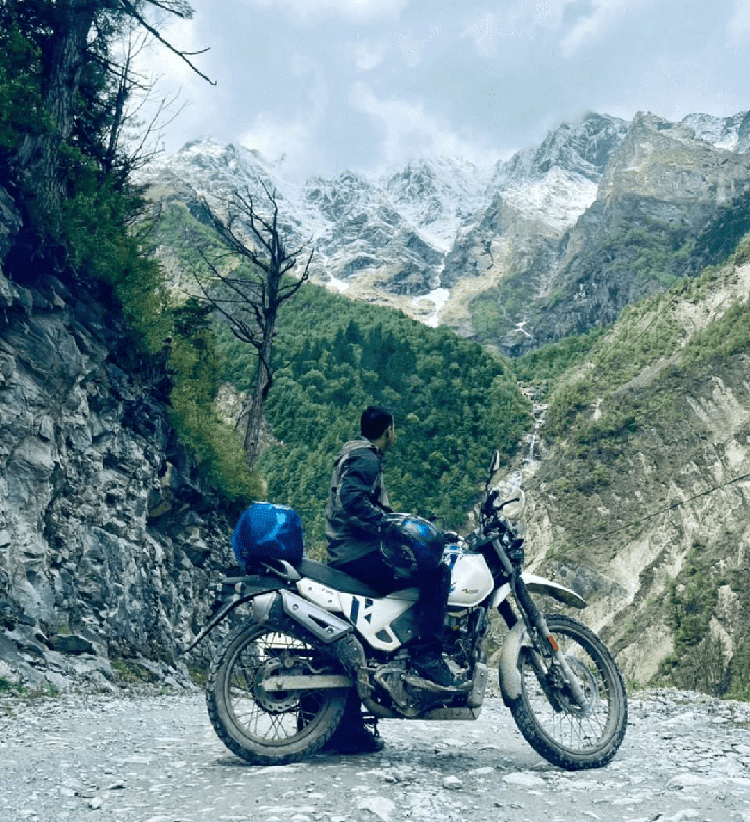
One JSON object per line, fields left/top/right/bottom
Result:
{"left": 180, "top": 575, "right": 284, "bottom": 653}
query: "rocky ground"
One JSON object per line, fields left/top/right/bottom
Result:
{"left": 2, "top": 687, "right": 750, "bottom": 822}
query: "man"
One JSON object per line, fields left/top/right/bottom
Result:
{"left": 325, "top": 404, "right": 396, "bottom": 573}
{"left": 323, "top": 406, "right": 466, "bottom": 754}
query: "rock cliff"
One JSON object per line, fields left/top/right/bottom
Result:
{"left": 519, "top": 255, "right": 750, "bottom": 694}
{"left": 0, "top": 192, "right": 233, "bottom": 691}
{"left": 139, "top": 109, "right": 750, "bottom": 351}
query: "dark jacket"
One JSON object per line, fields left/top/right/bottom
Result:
{"left": 325, "top": 437, "right": 391, "bottom": 566}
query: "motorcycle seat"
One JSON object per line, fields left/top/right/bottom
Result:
{"left": 297, "top": 557, "right": 383, "bottom": 597}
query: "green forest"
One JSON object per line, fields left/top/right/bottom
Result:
{"left": 142, "top": 200, "right": 534, "bottom": 549}
{"left": 216, "top": 282, "right": 532, "bottom": 549}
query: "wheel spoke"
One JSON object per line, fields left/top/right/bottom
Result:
{"left": 207, "top": 621, "right": 348, "bottom": 763}
{"left": 511, "top": 614, "right": 627, "bottom": 768}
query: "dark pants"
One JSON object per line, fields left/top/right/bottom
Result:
{"left": 333, "top": 547, "right": 451, "bottom": 642}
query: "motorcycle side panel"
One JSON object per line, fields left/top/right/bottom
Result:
{"left": 296, "top": 578, "right": 345, "bottom": 613}
{"left": 338, "top": 592, "right": 417, "bottom": 652}
{"left": 278, "top": 590, "right": 353, "bottom": 644}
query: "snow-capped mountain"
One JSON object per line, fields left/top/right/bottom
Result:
{"left": 382, "top": 157, "right": 494, "bottom": 251}
{"left": 138, "top": 109, "right": 750, "bottom": 348}
{"left": 682, "top": 111, "right": 750, "bottom": 153}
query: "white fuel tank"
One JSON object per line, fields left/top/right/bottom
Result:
{"left": 446, "top": 550, "right": 494, "bottom": 607}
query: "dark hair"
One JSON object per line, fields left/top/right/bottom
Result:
{"left": 361, "top": 405, "right": 394, "bottom": 441}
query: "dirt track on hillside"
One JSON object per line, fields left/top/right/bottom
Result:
{"left": 2, "top": 689, "right": 750, "bottom": 822}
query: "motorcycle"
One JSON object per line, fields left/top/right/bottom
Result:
{"left": 187, "top": 451, "right": 627, "bottom": 770}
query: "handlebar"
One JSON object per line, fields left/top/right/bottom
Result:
{"left": 482, "top": 491, "right": 521, "bottom": 517}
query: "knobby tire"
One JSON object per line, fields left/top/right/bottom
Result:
{"left": 508, "top": 613, "right": 627, "bottom": 770}
{"left": 206, "top": 618, "right": 348, "bottom": 765}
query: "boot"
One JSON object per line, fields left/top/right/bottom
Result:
{"left": 324, "top": 720, "right": 384, "bottom": 754}
{"left": 323, "top": 695, "right": 384, "bottom": 755}
{"left": 411, "top": 643, "right": 471, "bottom": 691}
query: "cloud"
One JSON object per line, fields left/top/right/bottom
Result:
{"left": 240, "top": 113, "right": 310, "bottom": 167}
{"left": 353, "top": 39, "right": 390, "bottom": 71}
{"left": 351, "top": 82, "right": 501, "bottom": 171}
{"left": 240, "top": 68, "right": 329, "bottom": 175}
{"left": 141, "top": 0, "right": 750, "bottom": 182}
{"left": 462, "top": 2, "right": 578, "bottom": 56}
{"left": 243, "top": 0, "right": 408, "bottom": 23}
{"left": 727, "top": 0, "right": 750, "bottom": 45}
{"left": 559, "top": 0, "right": 647, "bottom": 58}
{"left": 463, "top": 11, "right": 503, "bottom": 56}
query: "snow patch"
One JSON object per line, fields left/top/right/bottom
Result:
{"left": 327, "top": 274, "right": 351, "bottom": 293}
{"left": 501, "top": 169, "right": 598, "bottom": 231}
{"left": 412, "top": 287, "right": 450, "bottom": 327}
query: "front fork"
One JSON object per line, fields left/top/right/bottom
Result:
{"left": 520, "top": 594, "right": 589, "bottom": 709}
{"left": 495, "top": 546, "right": 588, "bottom": 710}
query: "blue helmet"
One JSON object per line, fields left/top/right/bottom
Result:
{"left": 384, "top": 513, "right": 445, "bottom": 565}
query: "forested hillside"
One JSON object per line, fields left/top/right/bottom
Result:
{"left": 143, "top": 199, "right": 532, "bottom": 548}
{"left": 217, "top": 283, "right": 531, "bottom": 549}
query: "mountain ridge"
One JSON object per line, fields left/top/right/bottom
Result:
{"left": 139, "top": 108, "right": 750, "bottom": 346}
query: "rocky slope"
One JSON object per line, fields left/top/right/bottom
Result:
{"left": 139, "top": 109, "right": 750, "bottom": 347}
{"left": 0, "top": 192, "right": 233, "bottom": 691}
{"left": 518, "top": 252, "right": 750, "bottom": 695}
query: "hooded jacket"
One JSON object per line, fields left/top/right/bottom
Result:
{"left": 325, "top": 437, "right": 391, "bottom": 566}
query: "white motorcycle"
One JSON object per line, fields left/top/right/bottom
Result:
{"left": 190, "top": 451, "right": 627, "bottom": 769}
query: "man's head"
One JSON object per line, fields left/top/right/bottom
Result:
{"left": 361, "top": 405, "right": 395, "bottom": 450}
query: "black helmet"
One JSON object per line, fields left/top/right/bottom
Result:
{"left": 383, "top": 513, "right": 445, "bottom": 565}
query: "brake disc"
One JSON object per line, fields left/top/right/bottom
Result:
{"left": 252, "top": 658, "right": 303, "bottom": 713}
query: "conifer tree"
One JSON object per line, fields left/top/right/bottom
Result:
{"left": 0, "top": 0, "right": 210, "bottom": 255}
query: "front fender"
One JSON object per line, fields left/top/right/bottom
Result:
{"left": 498, "top": 620, "right": 529, "bottom": 705}
{"left": 522, "top": 573, "right": 586, "bottom": 609}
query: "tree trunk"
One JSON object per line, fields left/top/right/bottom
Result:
{"left": 242, "top": 322, "right": 276, "bottom": 469}
{"left": 197, "top": 184, "right": 311, "bottom": 472}
{"left": 16, "top": 0, "right": 97, "bottom": 232}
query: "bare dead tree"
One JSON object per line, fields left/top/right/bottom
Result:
{"left": 98, "top": 25, "right": 187, "bottom": 184}
{"left": 194, "top": 181, "right": 313, "bottom": 468}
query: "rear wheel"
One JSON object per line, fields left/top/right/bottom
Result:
{"left": 206, "top": 619, "right": 348, "bottom": 764}
{"left": 508, "top": 614, "right": 627, "bottom": 770}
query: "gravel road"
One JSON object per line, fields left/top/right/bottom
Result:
{"left": 2, "top": 687, "right": 750, "bottom": 822}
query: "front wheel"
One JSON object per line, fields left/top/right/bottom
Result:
{"left": 206, "top": 619, "right": 348, "bottom": 764}
{"left": 508, "top": 614, "right": 627, "bottom": 770}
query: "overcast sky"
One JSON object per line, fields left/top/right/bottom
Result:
{"left": 139, "top": 0, "right": 750, "bottom": 180}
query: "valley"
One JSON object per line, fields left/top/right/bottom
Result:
{"left": 2, "top": 105, "right": 750, "bottom": 700}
